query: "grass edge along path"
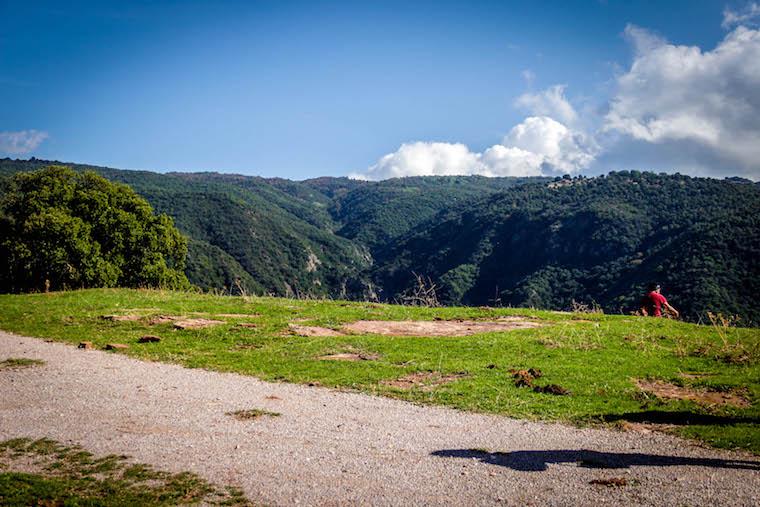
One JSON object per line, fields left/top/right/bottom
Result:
{"left": 0, "top": 288, "right": 758, "bottom": 453}
{"left": 0, "top": 437, "right": 250, "bottom": 506}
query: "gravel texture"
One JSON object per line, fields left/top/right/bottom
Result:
{"left": 1, "top": 331, "right": 758, "bottom": 506}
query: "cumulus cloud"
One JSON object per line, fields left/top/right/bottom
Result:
{"left": 604, "top": 24, "right": 760, "bottom": 177}
{"left": 354, "top": 113, "right": 597, "bottom": 180}
{"left": 350, "top": 142, "right": 484, "bottom": 180}
{"left": 515, "top": 85, "right": 578, "bottom": 125}
{"left": 355, "top": 13, "right": 760, "bottom": 181}
{"left": 722, "top": 2, "right": 760, "bottom": 28}
{"left": 0, "top": 130, "right": 48, "bottom": 155}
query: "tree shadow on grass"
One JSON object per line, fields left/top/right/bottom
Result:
{"left": 598, "top": 410, "right": 760, "bottom": 426}
{"left": 431, "top": 449, "right": 760, "bottom": 472}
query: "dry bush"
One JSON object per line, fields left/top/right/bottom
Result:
{"left": 399, "top": 272, "right": 440, "bottom": 307}
{"left": 571, "top": 299, "right": 604, "bottom": 314}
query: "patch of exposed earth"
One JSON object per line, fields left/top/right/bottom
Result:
{"left": 289, "top": 324, "right": 344, "bottom": 337}
{"left": 382, "top": 371, "right": 468, "bottom": 391}
{"left": 341, "top": 317, "right": 541, "bottom": 337}
{"left": 635, "top": 379, "right": 750, "bottom": 408}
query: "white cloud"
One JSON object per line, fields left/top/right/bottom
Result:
{"left": 356, "top": 17, "right": 760, "bottom": 181}
{"left": 354, "top": 113, "right": 597, "bottom": 180}
{"left": 480, "top": 145, "right": 544, "bottom": 177}
{"left": 722, "top": 2, "right": 760, "bottom": 29}
{"left": 504, "top": 116, "right": 597, "bottom": 173}
{"left": 603, "top": 24, "right": 760, "bottom": 177}
{"left": 351, "top": 142, "right": 485, "bottom": 180}
{"left": 515, "top": 85, "right": 578, "bottom": 125}
{"left": 0, "top": 130, "right": 48, "bottom": 155}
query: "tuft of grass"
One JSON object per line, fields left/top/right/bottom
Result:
{"left": 0, "top": 288, "right": 758, "bottom": 453}
{"left": 0, "top": 358, "right": 45, "bottom": 370}
{"left": 0, "top": 437, "right": 250, "bottom": 506}
{"left": 227, "top": 409, "right": 281, "bottom": 420}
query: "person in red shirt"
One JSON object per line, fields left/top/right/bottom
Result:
{"left": 640, "top": 283, "right": 679, "bottom": 318}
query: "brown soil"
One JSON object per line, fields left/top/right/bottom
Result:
{"left": 172, "top": 319, "right": 225, "bottom": 330}
{"left": 288, "top": 324, "right": 344, "bottom": 337}
{"left": 318, "top": 352, "right": 380, "bottom": 362}
{"left": 509, "top": 368, "right": 570, "bottom": 395}
{"left": 382, "top": 371, "right": 467, "bottom": 391}
{"left": 533, "top": 384, "right": 570, "bottom": 396}
{"left": 341, "top": 317, "right": 540, "bottom": 337}
{"left": 148, "top": 315, "right": 186, "bottom": 325}
{"left": 635, "top": 379, "right": 750, "bottom": 408}
{"left": 235, "top": 323, "right": 259, "bottom": 328}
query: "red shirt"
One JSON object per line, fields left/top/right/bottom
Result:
{"left": 646, "top": 291, "right": 668, "bottom": 316}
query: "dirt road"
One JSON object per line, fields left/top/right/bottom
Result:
{"left": 1, "top": 331, "right": 758, "bottom": 506}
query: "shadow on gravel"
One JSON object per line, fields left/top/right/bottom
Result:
{"left": 599, "top": 410, "right": 760, "bottom": 426}
{"left": 431, "top": 449, "right": 760, "bottom": 472}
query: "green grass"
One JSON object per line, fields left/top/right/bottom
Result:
{"left": 0, "top": 288, "right": 758, "bottom": 453}
{"left": 0, "top": 358, "right": 45, "bottom": 370}
{"left": 227, "top": 409, "right": 281, "bottom": 420}
{"left": 0, "top": 437, "right": 250, "bottom": 506}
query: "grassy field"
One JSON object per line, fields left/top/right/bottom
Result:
{"left": 0, "top": 288, "right": 758, "bottom": 453}
{"left": 0, "top": 438, "right": 248, "bottom": 506}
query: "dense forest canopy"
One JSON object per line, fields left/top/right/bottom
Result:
{"left": 1, "top": 158, "right": 758, "bottom": 325}
{"left": 0, "top": 165, "right": 188, "bottom": 292}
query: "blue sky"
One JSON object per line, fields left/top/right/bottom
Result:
{"left": 2, "top": 1, "right": 759, "bottom": 179}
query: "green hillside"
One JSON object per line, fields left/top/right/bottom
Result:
{"left": 0, "top": 159, "right": 372, "bottom": 297}
{"left": 2, "top": 159, "right": 758, "bottom": 325}
{"left": 328, "top": 175, "right": 549, "bottom": 259}
{"left": 374, "top": 172, "right": 760, "bottom": 325}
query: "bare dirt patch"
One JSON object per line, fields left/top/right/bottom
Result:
{"left": 172, "top": 319, "right": 225, "bottom": 330}
{"left": 318, "top": 352, "right": 380, "bottom": 362}
{"left": 509, "top": 368, "right": 571, "bottom": 395}
{"left": 148, "top": 315, "right": 186, "bottom": 325}
{"left": 289, "top": 324, "right": 344, "bottom": 337}
{"left": 382, "top": 371, "right": 467, "bottom": 391}
{"left": 635, "top": 379, "right": 750, "bottom": 408}
{"left": 341, "top": 317, "right": 540, "bottom": 337}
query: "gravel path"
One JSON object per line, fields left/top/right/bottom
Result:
{"left": 1, "top": 331, "right": 758, "bottom": 506}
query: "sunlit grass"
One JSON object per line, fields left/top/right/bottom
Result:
{"left": 0, "top": 288, "right": 758, "bottom": 453}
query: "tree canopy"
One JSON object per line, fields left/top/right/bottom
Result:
{"left": 0, "top": 166, "right": 189, "bottom": 292}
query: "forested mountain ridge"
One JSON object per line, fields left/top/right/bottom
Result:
{"left": 0, "top": 159, "right": 374, "bottom": 297}
{"left": 327, "top": 175, "right": 551, "bottom": 261}
{"left": 375, "top": 172, "right": 760, "bottom": 324}
{"left": 2, "top": 158, "right": 758, "bottom": 324}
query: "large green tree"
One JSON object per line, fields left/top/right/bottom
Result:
{"left": 0, "top": 166, "right": 189, "bottom": 292}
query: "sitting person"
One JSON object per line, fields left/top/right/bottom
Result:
{"left": 640, "top": 283, "right": 679, "bottom": 318}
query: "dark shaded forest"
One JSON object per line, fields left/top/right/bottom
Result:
{"left": 2, "top": 158, "right": 758, "bottom": 325}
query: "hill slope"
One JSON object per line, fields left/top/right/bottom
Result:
{"left": 2, "top": 159, "right": 758, "bottom": 324}
{"left": 0, "top": 159, "right": 371, "bottom": 297}
{"left": 373, "top": 172, "right": 760, "bottom": 324}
